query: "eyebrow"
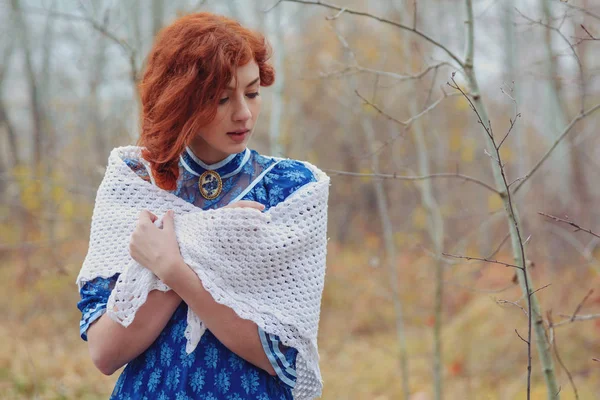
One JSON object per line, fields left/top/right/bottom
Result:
{"left": 226, "top": 77, "right": 260, "bottom": 91}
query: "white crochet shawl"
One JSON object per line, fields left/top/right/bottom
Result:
{"left": 76, "top": 146, "right": 329, "bottom": 399}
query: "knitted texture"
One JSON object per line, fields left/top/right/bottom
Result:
{"left": 76, "top": 146, "right": 329, "bottom": 399}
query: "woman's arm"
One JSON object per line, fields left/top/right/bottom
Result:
{"left": 162, "top": 258, "right": 276, "bottom": 376}
{"left": 86, "top": 288, "right": 182, "bottom": 375}
{"left": 127, "top": 206, "right": 276, "bottom": 376}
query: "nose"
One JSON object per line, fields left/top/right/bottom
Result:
{"left": 232, "top": 99, "right": 251, "bottom": 122}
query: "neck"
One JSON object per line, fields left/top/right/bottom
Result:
{"left": 187, "top": 143, "right": 230, "bottom": 166}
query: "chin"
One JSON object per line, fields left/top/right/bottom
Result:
{"left": 225, "top": 142, "right": 248, "bottom": 155}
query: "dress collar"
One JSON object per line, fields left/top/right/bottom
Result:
{"left": 180, "top": 146, "right": 250, "bottom": 179}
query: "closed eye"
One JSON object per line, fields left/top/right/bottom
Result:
{"left": 218, "top": 92, "right": 260, "bottom": 105}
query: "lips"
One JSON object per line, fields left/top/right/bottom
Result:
{"left": 227, "top": 129, "right": 250, "bottom": 143}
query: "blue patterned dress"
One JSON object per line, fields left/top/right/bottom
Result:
{"left": 77, "top": 146, "right": 316, "bottom": 399}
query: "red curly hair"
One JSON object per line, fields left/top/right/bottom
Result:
{"left": 137, "top": 12, "right": 275, "bottom": 190}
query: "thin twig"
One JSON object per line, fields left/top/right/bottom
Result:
{"left": 539, "top": 212, "right": 600, "bottom": 240}
{"left": 555, "top": 313, "right": 600, "bottom": 326}
{"left": 571, "top": 289, "right": 594, "bottom": 322}
{"left": 514, "top": 102, "right": 600, "bottom": 194}
{"left": 326, "top": 170, "right": 500, "bottom": 194}
{"left": 326, "top": 7, "right": 346, "bottom": 20}
{"left": 18, "top": 6, "right": 139, "bottom": 81}
{"left": 486, "top": 233, "right": 511, "bottom": 259}
{"left": 278, "top": 0, "right": 464, "bottom": 67}
{"left": 319, "top": 62, "right": 454, "bottom": 82}
{"left": 497, "top": 299, "right": 529, "bottom": 317}
{"left": 529, "top": 283, "right": 551, "bottom": 297}
{"left": 515, "top": 329, "right": 529, "bottom": 344}
{"left": 515, "top": 7, "right": 585, "bottom": 113}
{"left": 442, "top": 253, "right": 522, "bottom": 269}
{"left": 19, "top": 6, "right": 135, "bottom": 56}
{"left": 449, "top": 66, "right": 536, "bottom": 398}
{"left": 264, "top": 0, "right": 283, "bottom": 13}
{"left": 355, "top": 90, "right": 462, "bottom": 159}
{"left": 556, "top": 1, "right": 600, "bottom": 21}
{"left": 498, "top": 113, "right": 521, "bottom": 150}
{"left": 547, "top": 311, "right": 580, "bottom": 400}
{"left": 580, "top": 24, "right": 596, "bottom": 40}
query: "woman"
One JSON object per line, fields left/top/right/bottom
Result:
{"left": 77, "top": 12, "right": 326, "bottom": 400}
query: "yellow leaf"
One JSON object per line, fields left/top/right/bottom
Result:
{"left": 59, "top": 199, "right": 75, "bottom": 218}
{"left": 499, "top": 145, "right": 513, "bottom": 163}
{"left": 306, "top": 150, "right": 319, "bottom": 164}
{"left": 454, "top": 96, "right": 470, "bottom": 111}
{"left": 359, "top": 167, "right": 373, "bottom": 183}
{"left": 460, "top": 138, "right": 476, "bottom": 163}
{"left": 51, "top": 184, "right": 65, "bottom": 204}
{"left": 394, "top": 232, "right": 408, "bottom": 247}
{"left": 21, "top": 184, "right": 42, "bottom": 212}
{"left": 412, "top": 206, "right": 427, "bottom": 230}
{"left": 488, "top": 194, "right": 503, "bottom": 212}
{"left": 361, "top": 102, "right": 378, "bottom": 117}
{"left": 449, "top": 132, "right": 461, "bottom": 152}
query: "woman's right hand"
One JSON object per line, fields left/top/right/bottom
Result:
{"left": 224, "top": 200, "right": 265, "bottom": 211}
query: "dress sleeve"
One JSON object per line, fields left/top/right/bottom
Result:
{"left": 258, "top": 327, "right": 298, "bottom": 389}
{"left": 76, "top": 274, "right": 119, "bottom": 341}
{"left": 257, "top": 159, "right": 316, "bottom": 388}
{"left": 77, "top": 159, "right": 149, "bottom": 341}
{"left": 263, "top": 159, "right": 317, "bottom": 209}
{"left": 123, "top": 158, "right": 152, "bottom": 183}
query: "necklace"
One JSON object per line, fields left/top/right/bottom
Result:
{"left": 198, "top": 170, "right": 223, "bottom": 200}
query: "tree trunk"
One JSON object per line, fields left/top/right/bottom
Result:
{"left": 11, "top": 0, "right": 44, "bottom": 168}
{"left": 362, "top": 116, "right": 411, "bottom": 400}
{"left": 541, "top": 0, "right": 574, "bottom": 206}
{"left": 152, "top": 0, "right": 165, "bottom": 38}
{"left": 268, "top": 5, "right": 285, "bottom": 157}
{"left": 464, "top": 1, "right": 560, "bottom": 398}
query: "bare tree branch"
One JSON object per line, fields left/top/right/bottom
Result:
{"left": 571, "top": 289, "right": 595, "bottom": 322}
{"left": 497, "top": 299, "right": 528, "bottom": 317}
{"left": 486, "top": 233, "right": 511, "bottom": 259}
{"left": 442, "top": 253, "right": 522, "bottom": 269}
{"left": 580, "top": 24, "right": 597, "bottom": 40}
{"left": 497, "top": 84, "right": 521, "bottom": 150}
{"left": 555, "top": 0, "right": 600, "bottom": 21}
{"left": 555, "top": 313, "right": 600, "bottom": 326}
{"left": 515, "top": 328, "right": 529, "bottom": 344}
{"left": 355, "top": 89, "right": 462, "bottom": 159}
{"left": 276, "top": 0, "right": 465, "bottom": 67}
{"left": 514, "top": 102, "right": 600, "bottom": 194}
{"left": 554, "top": 314, "right": 600, "bottom": 326}
{"left": 547, "top": 310, "right": 580, "bottom": 400}
{"left": 356, "top": 89, "right": 462, "bottom": 128}
{"left": 515, "top": 7, "right": 586, "bottom": 113}
{"left": 539, "top": 212, "right": 600, "bottom": 240}
{"left": 529, "top": 283, "right": 552, "bottom": 298}
{"left": 448, "top": 57, "right": 540, "bottom": 395}
{"left": 320, "top": 62, "right": 454, "bottom": 82}
{"left": 19, "top": 6, "right": 139, "bottom": 82}
{"left": 326, "top": 169, "right": 500, "bottom": 194}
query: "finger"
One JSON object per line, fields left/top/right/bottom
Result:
{"left": 139, "top": 209, "right": 158, "bottom": 222}
{"left": 138, "top": 210, "right": 151, "bottom": 226}
{"left": 162, "top": 210, "right": 175, "bottom": 232}
{"left": 227, "top": 201, "right": 265, "bottom": 210}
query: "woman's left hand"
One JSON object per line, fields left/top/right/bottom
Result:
{"left": 129, "top": 209, "right": 182, "bottom": 282}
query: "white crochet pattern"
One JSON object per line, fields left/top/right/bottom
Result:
{"left": 76, "top": 146, "right": 329, "bottom": 399}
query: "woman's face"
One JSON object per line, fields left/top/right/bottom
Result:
{"left": 189, "top": 60, "right": 262, "bottom": 164}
